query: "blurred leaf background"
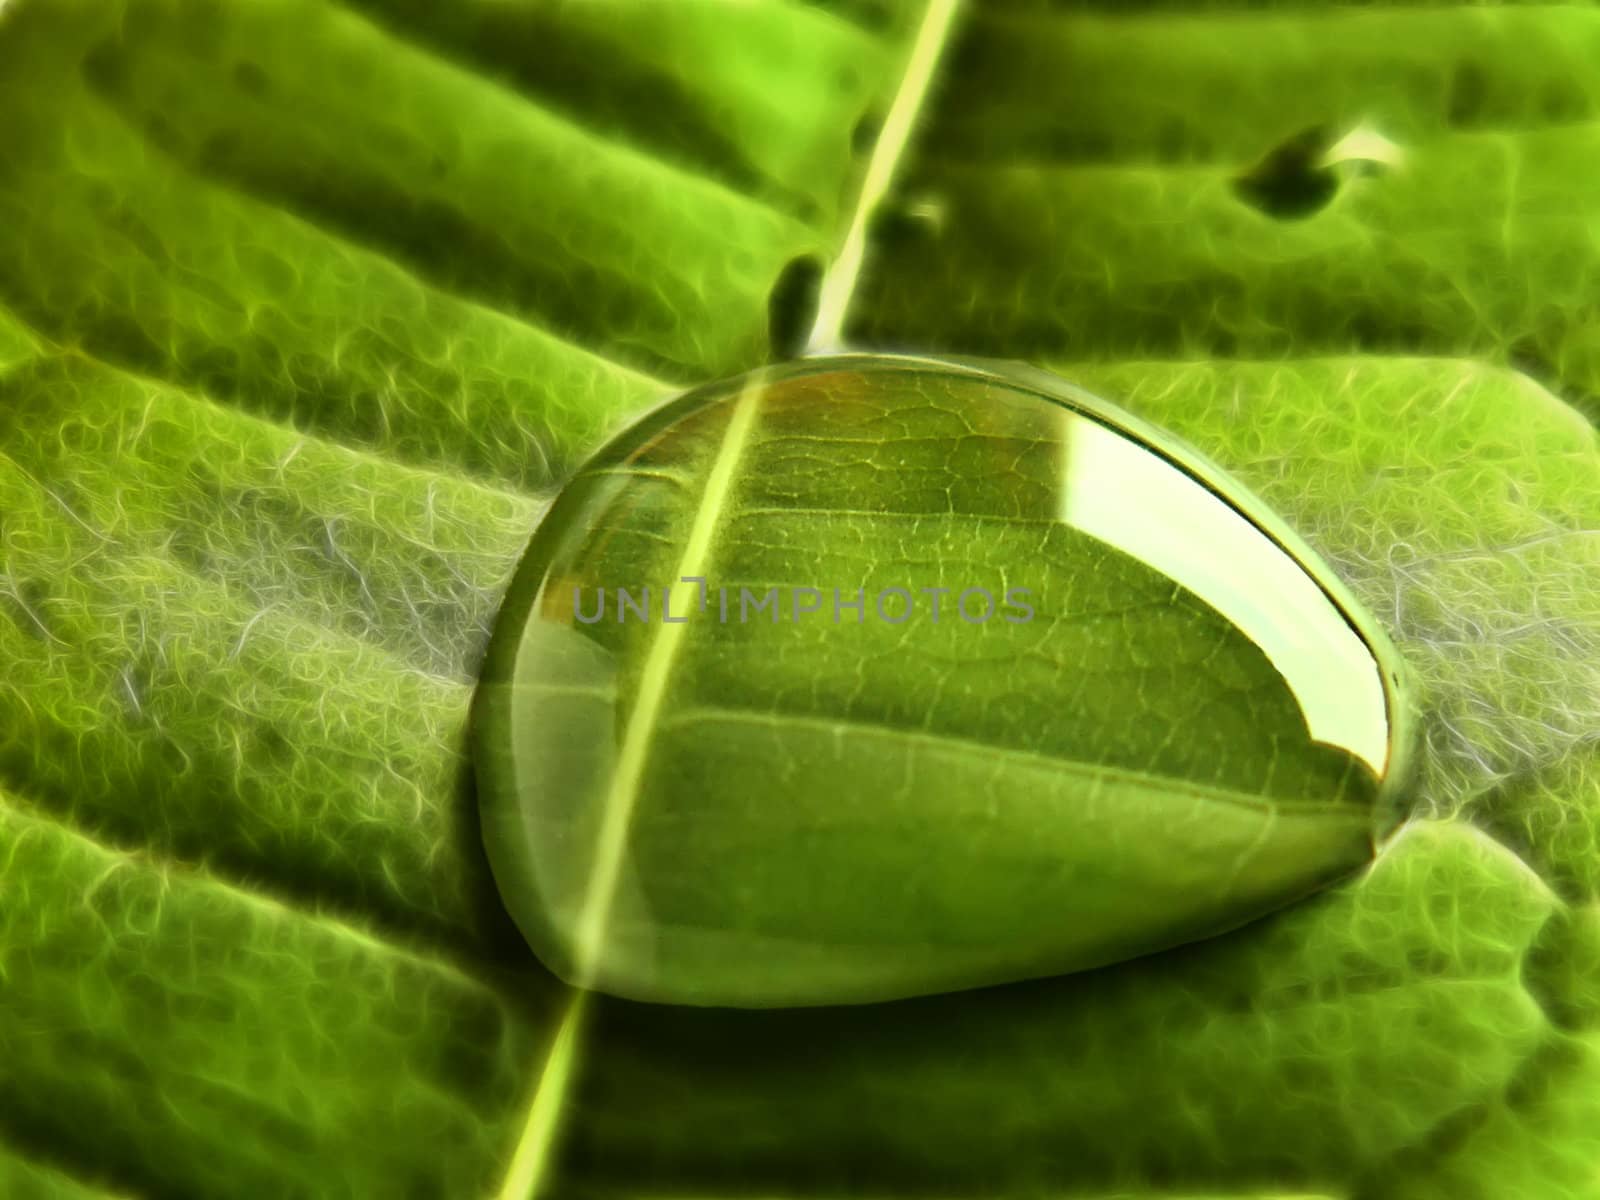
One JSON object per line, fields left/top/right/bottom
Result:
{"left": 0, "top": 1, "right": 1597, "bottom": 1197}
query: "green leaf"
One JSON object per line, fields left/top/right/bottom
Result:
{"left": 563, "top": 819, "right": 1558, "bottom": 1193}
{"left": 930, "top": 6, "right": 1600, "bottom": 163}
{"left": 0, "top": 797, "right": 552, "bottom": 1197}
{"left": 851, "top": 3, "right": 1600, "bottom": 421}
{"left": 1, "top": 0, "right": 1598, "bottom": 1196}
{"left": 0, "top": 0, "right": 901, "bottom": 1194}
{"left": 0, "top": 1138, "right": 127, "bottom": 1200}
{"left": 337, "top": 0, "right": 892, "bottom": 224}
{"left": 540, "top": 355, "right": 1600, "bottom": 1195}
{"left": 0, "top": 351, "right": 536, "bottom": 939}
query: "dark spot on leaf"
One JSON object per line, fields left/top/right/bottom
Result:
{"left": 766, "top": 254, "right": 822, "bottom": 360}
{"left": 1233, "top": 127, "right": 1339, "bottom": 220}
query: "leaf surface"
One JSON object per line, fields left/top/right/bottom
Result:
{"left": 0, "top": 0, "right": 900, "bottom": 1194}
{"left": 544, "top": 357, "right": 1600, "bottom": 1195}
{"left": 851, "top": 3, "right": 1600, "bottom": 420}
{"left": 1, "top": 0, "right": 1598, "bottom": 1197}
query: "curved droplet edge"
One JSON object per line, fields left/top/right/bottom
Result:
{"left": 469, "top": 352, "right": 1421, "bottom": 993}
{"left": 906, "top": 351, "right": 1419, "bottom": 844}
{"left": 470, "top": 374, "right": 769, "bottom": 991}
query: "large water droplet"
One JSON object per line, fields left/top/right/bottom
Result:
{"left": 473, "top": 355, "right": 1413, "bottom": 1007}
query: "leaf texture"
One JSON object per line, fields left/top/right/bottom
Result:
{"left": 849, "top": 3, "right": 1600, "bottom": 421}
{"left": 0, "top": 0, "right": 1598, "bottom": 1197}
{"left": 0, "top": 0, "right": 903, "bottom": 1194}
{"left": 540, "top": 359, "right": 1600, "bottom": 1196}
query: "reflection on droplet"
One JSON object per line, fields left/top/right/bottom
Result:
{"left": 1061, "top": 414, "right": 1390, "bottom": 775}
{"left": 473, "top": 354, "right": 1413, "bottom": 1009}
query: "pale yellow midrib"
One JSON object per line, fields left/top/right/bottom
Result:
{"left": 568, "top": 372, "right": 766, "bottom": 968}
{"left": 492, "top": 371, "right": 766, "bottom": 1200}
{"left": 806, "top": 0, "right": 965, "bottom": 352}
{"left": 492, "top": 992, "right": 587, "bottom": 1200}
{"left": 495, "top": 0, "right": 969, "bottom": 1187}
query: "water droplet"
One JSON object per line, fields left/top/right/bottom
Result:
{"left": 474, "top": 355, "right": 1414, "bottom": 1007}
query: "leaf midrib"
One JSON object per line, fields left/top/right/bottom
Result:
{"left": 492, "top": 3, "right": 971, "bottom": 1191}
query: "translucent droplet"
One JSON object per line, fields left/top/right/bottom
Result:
{"left": 473, "top": 355, "right": 1414, "bottom": 1008}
